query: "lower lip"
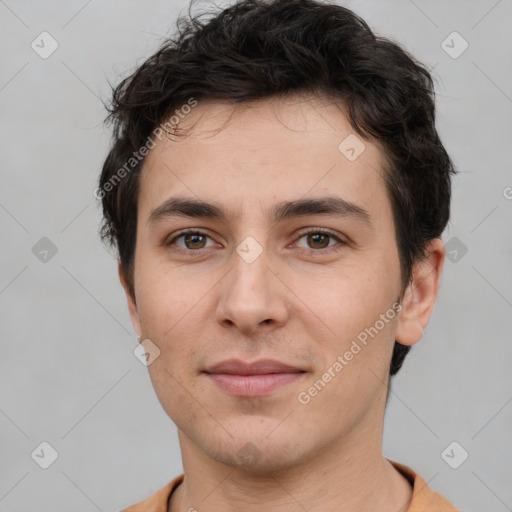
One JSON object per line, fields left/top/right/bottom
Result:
{"left": 205, "top": 372, "right": 305, "bottom": 396}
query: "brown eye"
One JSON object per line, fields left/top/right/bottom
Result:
{"left": 182, "top": 233, "right": 207, "bottom": 249}
{"left": 293, "top": 228, "right": 347, "bottom": 255}
{"left": 306, "top": 233, "right": 331, "bottom": 249}
{"left": 166, "top": 230, "right": 216, "bottom": 252}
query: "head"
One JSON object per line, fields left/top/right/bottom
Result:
{"left": 98, "top": 0, "right": 454, "bottom": 470}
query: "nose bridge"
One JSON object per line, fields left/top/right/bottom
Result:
{"left": 216, "top": 235, "right": 288, "bottom": 332}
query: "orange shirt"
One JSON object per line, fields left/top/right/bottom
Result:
{"left": 120, "top": 459, "right": 461, "bottom": 511}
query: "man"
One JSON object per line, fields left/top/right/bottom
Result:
{"left": 97, "top": 0, "right": 460, "bottom": 510}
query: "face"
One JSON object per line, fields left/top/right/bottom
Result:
{"left": 120, "top": 94, "right": 439, "bottom": 472}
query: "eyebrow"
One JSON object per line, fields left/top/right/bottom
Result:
{"left": 147, "top": 195, "right": 372, "bottom": 228}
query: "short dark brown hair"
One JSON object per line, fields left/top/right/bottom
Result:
{"left": 98, "top": 0, "right": 456, "bottom": 376}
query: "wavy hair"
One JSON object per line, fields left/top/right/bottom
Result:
{"left": 98, "top": 0, "right": 456, "bottom": 376}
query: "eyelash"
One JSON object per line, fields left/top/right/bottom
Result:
{"left": 165, "top": 227, "right": 347, "bottom": 256}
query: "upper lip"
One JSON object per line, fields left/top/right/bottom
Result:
{"left": 204, "top": 359, "right": 305, "bottom": 375}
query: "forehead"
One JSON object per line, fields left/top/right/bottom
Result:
{"left": 138, "top": 94, "right": 390, "bottom": 223}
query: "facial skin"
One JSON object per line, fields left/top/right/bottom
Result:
{"left": 119, "top": 94, "right": 445, "bottom": 511}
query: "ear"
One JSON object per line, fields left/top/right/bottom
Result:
{"left": 118, "top": 261, "right": 142, "bottom": 338}
{"left": 395, "top": 238, "right": 445, "bottom": 346}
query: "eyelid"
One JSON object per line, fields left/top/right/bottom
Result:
{"left": 164, "top": 228, "right": 218, "bottom": 248}
{"left": 165, "top": 227, "right": 348, "bottom": 254}
{"left": 291, "top": 227, "right": 348, "bottom": 252}
{"left": 293, "top": 226, "right": 346, "bottom": 242}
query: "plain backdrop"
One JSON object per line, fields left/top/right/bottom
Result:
{"left": 1, "top": 0, "right": 511, "bottom": 510}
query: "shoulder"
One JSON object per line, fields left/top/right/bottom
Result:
{"left": 120, "top": 474, "right": 184, "bottom": 512}
{"left": 389, "top": 459, "right": 462, "bottom": 511}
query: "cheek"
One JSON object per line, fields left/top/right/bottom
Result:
{"left": 295, "top": 259, "right": 396, "bottom": 329}
{"left": 290, "top": 261, "right": 399, "bottom": 383}
{"left": 135, "top": 259, "right": 203, "bottom": 335}
{"left": 146, "top": 358, "right": 204, "bottom": 436}
{"left": 135, "top": 291, "right": 202, "bottom": 403}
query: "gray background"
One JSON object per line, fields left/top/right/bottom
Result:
{"left": 1, "top": 0, "right": 511, "bottom": 510}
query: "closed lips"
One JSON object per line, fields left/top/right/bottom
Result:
{"left": 204, "top": 359, "right": 306, "bottom": 375}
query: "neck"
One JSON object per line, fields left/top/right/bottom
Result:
{"left": 169, "top": 420, "right": 412, "bottom": 512}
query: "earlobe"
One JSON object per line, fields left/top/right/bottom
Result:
{"left": 118, "top": 261, "right": 142, "bottom": 337}
{"left": 395, "top": 238, "right": 445, "bottom": 346}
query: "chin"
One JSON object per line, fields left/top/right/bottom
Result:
{"left": 197, "top": 427, "right": 308, "bottom": 473}
{"left": 213, "top": 446, "right": 303, "bottom": 474}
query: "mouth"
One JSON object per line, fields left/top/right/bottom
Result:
{"left": 203, "top": 359, "right": 307, "bottom": 397}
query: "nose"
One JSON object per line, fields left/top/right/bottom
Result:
{"left": 215, "top": 241, "right": 289, "bottom": 336}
